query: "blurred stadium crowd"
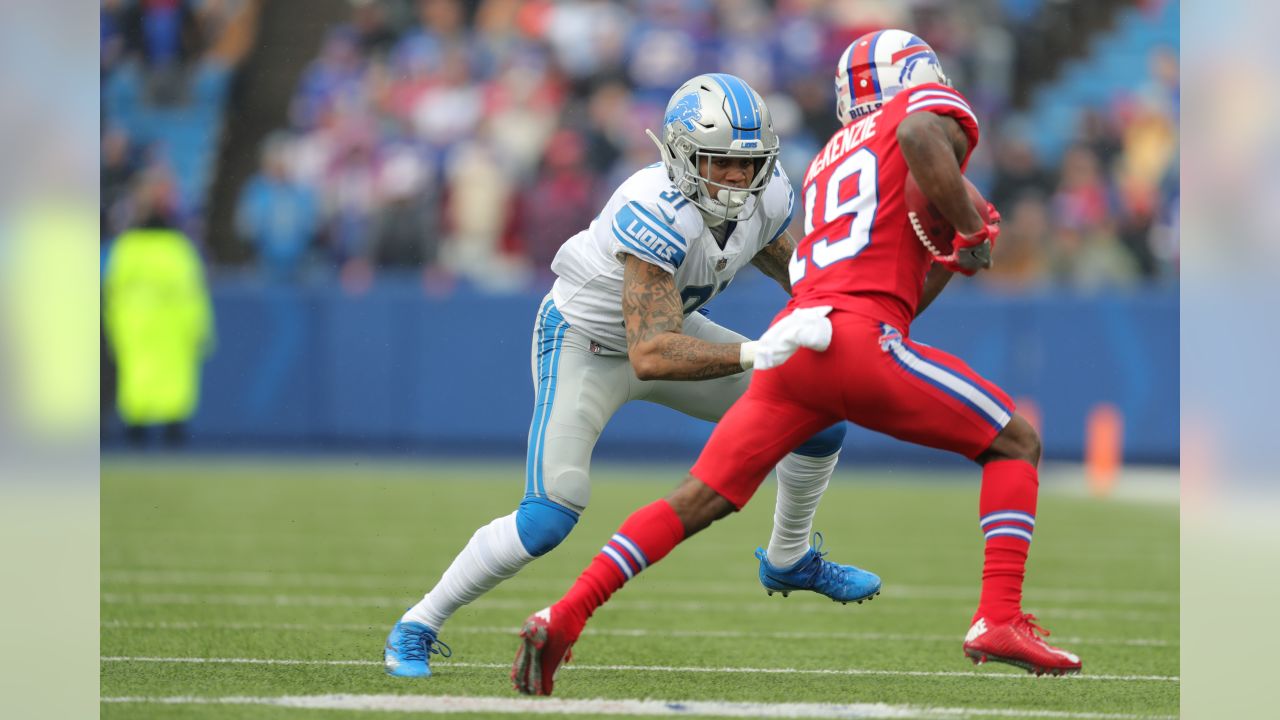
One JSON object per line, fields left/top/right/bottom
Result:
{"left": 101, "top": 0, "right": 1179, "bottom": 294}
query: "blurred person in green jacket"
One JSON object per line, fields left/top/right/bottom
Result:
{"left": 103, "top": 169, "right": 213, "bottom": 446}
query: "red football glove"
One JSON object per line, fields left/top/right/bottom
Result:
{"left": 985, "top": 201, "right": 1001, "bottom": 227}
{"left": 937, "top": 202, "right": 1001, "bottom": 276}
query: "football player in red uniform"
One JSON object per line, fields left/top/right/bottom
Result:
{"left": 511, "top": 30, "right": 1081, "bottom": 696}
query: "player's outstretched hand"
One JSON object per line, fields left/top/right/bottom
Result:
{"left": 754, "top": 306, "right": 834, "bottom": 370}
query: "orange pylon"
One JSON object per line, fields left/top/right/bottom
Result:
{"left": 1085, "top": 403, "right": 1123, "bottom": 497}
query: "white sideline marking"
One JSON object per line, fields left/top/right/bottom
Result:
{"left": 100, "top": 570, "right": 1178, "bottom": 605}
{"left": 98, "top": 592, "right": 1175, "bottom": 621}
{"left": 102, "top": 619, "right": 1177, "bottom": 648}
{"left": 98, "top": 694, "right": 1178, "bottom": 719}
{"left": 100, "top": 656, "right": 1178, "bottom": 683}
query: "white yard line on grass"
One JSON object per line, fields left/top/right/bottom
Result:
{"left": 101, "top": 619, "right": 1178, "bottom": 648}
{"left": 100, "top": 656, "right": 1178, "bottom": 683}
{"left": 99, "top": 570, "right": 1179, "bottom": 605}
{"left": 98, "top": 592, "right": 1175, "bottom": 621}
{"left": 99, "top": 693, "right": 1177, "bottom": 719}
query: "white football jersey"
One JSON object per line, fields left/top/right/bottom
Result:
{"left": 550, "top": 163, "right": 796, "bottom": 350}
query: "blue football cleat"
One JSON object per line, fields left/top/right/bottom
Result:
{"left": 384, "top": 620, "right": 451, "bottom": 678}
{"left": 755, "top": 532, "right": 881, "bottom": 604}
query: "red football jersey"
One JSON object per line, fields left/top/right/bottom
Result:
{"left": 787, "top": 82, "right": 981, "bottom": 333}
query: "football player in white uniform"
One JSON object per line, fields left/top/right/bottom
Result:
{"left": 384, "top": 74, "right": 881, "bottom": 678}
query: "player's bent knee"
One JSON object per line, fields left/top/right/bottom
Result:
{"left": 543, "top": 467, "right": 591, "bottom": 511}
{"left": 665, "top": 475, "right": 735, "bottom": 535}
{"left": 515, "top": 497, "right": 580, "bottom": 557}
{"left": 983, "top": 415, "right": 1041, "bottom": 466}
{"left": 1008, "top": 414, "right": 1042, "bottom": 465}
{"left": 1024, "top": 424, "right": 1043, "bottom": 464}
{"left": 793, "top": 422, "right": 846, "bottom": 458}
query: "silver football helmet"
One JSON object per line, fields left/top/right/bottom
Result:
{"left": 646, "top": 73, "right": 779, "bottom": 225}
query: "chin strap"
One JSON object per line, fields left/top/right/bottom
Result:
{"left": 701, "top": 188, "right": 750, "bottom": 227}
{"left": 717, "top": 188, "right": 750, "bottom": 209}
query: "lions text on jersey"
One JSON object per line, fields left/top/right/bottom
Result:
{"left": 550, "top": 163, "right": 796, "bottom": 350}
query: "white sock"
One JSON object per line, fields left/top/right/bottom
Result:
{"left": 766, "top": 451, "right": 838, "bottom": 569}
{"left": 401, "top": 511, "right": 534, "bottom": 632}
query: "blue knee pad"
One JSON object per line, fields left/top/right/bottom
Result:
{"left": 794, "top": 422, "right": 846, "bottom": 458}
{"left": 515, "top": 497, "right": 580, "bottom": 557}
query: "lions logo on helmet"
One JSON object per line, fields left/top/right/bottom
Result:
{"left": 645, "top": 73, "right": 779, "bottom": 225}
{"left": 835, "top": 29, "right": 951, "bottom": 126}
{"left": 665, "top": 92, "right": 702, "bottom": 132}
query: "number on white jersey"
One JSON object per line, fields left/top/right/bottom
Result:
{"left": 789, "top": 148, "right": 879, "bottom": 286}
{"left": 680, "top": 279, "right": 731, "bottom": 315}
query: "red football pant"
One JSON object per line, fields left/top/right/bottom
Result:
{"left": 692, "top": 310, "right": 1015, "bottom": 508}
{"left": 691, "top": 309, "right": 1034, "bottom": 621}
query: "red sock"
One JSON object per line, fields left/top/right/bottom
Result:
{"left": 975, "top": 459, "right": 1039, "bottom": 624}
{"left": 554, "top": 499, "right": 686, "bottom": 636}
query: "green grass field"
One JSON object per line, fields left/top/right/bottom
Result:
{"left": 101, "top": 458, "right": 1178, "bottom": 719}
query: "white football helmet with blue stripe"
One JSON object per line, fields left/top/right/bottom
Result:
{"left": 835, "top": 29, "right": 951, "bottom": 126}
{"left": 646, "top": 73, "right": 779, "bottom": 225}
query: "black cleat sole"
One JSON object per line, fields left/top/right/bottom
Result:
{"left": 766, "top": 588, "right": 881, "bottom": 604}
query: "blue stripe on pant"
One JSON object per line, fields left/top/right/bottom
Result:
{"left": 880, "top": 324, "right": 1012, "bottom": 432}
{"left": 526, "top": 299, "right": 570, "bottom": 497}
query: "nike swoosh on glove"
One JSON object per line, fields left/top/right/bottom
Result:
{"left": 755, "top": 306, "right": 834, "bottom": 370}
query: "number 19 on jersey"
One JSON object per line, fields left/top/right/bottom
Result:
{"left": 788, "top": 148, "right": 880, "bottom": 286}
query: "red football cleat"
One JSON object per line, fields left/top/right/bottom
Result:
{"left": 511, "top": 606, "right": 581, "bottom": 695}
{"left": 963, "top": 614, "right": 1082, "bottom": 676}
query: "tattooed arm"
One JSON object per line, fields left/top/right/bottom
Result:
{"left": 750, "top": 230, "right": 796, "bottom": 295}
{"left": 621, "top": 255, "right": 747, "bottom": 381}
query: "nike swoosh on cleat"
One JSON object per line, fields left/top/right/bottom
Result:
{"left": 1048, "top": 647, "right": 1080, "bottom": 663}
{"left": 762, "top": 576, "right": 803, "bottom": 591}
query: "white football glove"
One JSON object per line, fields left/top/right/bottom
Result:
{"left": 740, "top": 306, "right": 834, "bottom": 370}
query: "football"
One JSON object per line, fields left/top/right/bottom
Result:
{"left": 903, "top": 172, "right": 991, "bottom": 257}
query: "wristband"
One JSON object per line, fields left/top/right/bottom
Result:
{"left": 739, "top": 341, "right": 758, "bottom": 370}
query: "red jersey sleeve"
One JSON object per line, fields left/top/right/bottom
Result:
{"left": 901, "top": 83, "right": 981, "bottom": 168}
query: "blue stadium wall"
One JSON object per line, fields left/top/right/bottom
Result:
{"left": 190, "top": 275, "right": 1178, "bottom": 465}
